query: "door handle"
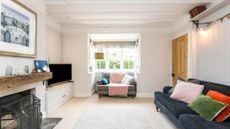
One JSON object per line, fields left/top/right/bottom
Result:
{"left": 171, "top": 73, "right": 175, "bottom": 77}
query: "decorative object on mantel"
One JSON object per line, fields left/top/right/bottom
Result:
{"left": 24, "top": 65, "right": 30, "bottom": 74}
{"left": 0, "top": 0, "right": 37, "bottom": 58}
{"left": 5, "top": 65, "right": 13, "bottom": 76}
{"left": 189, "top": 6, "right": 207, "bottom": 18}
{"left": 0, "top": 72, "right": 52, "bottom": 90}
{"left": 34, "top": 60, "right": 50, "bottom": 72}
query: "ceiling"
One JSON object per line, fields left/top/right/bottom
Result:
{"left": 45, "top": 0, "right": 215, "bottom": 27}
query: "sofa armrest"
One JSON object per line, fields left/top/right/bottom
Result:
{"left": 96, "top": 81, "right": 103, "bottom": 85}
{"left": 163, "top": 86, "right": 173, "bottom": 94}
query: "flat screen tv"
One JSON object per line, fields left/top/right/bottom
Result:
{"left": 48, "top": 64, "right": 72, "bottom": 85}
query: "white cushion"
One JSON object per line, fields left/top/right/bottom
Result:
{"left": 122, "top": 74, "right": 134, "bottom": 85}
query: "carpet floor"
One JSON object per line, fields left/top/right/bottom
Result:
{"left": 74, "top": 110, "right": 153, "bottom": 129}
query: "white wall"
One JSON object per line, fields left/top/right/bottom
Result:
{"left": 62, "top": 27, "right": 171, "bottom": 97}
{"left": 137, "top": 33, "right": 171, "bottom": 97}
{"left": 45, "top": 26, "right": 63, "bottom": 63}
{"left": 0, "top": 0, "right": 47, "bottom": 116}
{"left": 63, "top": 33, "right": 93, "bottom": 97}
{"left": 196, "top": 4, "right": 230, "bottom": 85}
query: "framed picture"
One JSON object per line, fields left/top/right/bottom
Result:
{"left": 34, "top": 60, "right": 50, "bottom": 72}
{"left": 0, "top": 0, "right": 37, "bottom": 58}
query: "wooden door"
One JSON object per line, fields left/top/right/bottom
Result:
{"left": 172, "top": 34, "right": 188, "bottom": 86}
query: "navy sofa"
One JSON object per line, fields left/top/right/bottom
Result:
{"left": 154, "top": 79, "right": 230, "bottom": 129}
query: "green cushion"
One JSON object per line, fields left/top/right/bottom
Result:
{"left": 188, "top": 95, "right": 227, "bottom": 121}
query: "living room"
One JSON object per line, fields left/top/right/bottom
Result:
{"left": 0, "top": 0, "right": 230, "bottom": 129}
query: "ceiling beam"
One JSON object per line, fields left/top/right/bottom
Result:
{"left": 45, "top": 0, "right": 213, "bottom": 5}
{"left": 46, "top": 12, "right": 184, "bottom": 17}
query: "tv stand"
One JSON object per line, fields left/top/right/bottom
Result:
{"left": 46, "top": 81, "right": 74, "bottom": 115}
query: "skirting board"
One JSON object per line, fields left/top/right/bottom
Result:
{"left": 75, "top": 92, "right": 153, "bottom": 98}
{"left": 75, "top": 92, "right": 93, "bottom": 97}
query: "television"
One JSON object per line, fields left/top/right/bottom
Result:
{"left": 48, "top": 64, "right": 72, "bottom": 85}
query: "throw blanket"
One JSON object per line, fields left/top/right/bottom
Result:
{"left": 108, "top": 84, "right": 129, "bottom": 97}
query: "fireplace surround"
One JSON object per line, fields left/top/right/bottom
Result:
{"left": 0, "top": 90, "right": 42, "bottom": 129}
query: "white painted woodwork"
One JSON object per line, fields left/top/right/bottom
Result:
{"left": 44, "top": 0, "right": 215, "bottom": 27}
{"left": 46, "top": 82, "right": 74, "bottom": 115}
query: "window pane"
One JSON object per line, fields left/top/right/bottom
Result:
{"left": 123, "top": 60, "right": 135, "bottom": 69}
{"left": 107, "top": 48, "right": 121, "bottom": 60}
{"left": 122, "top": 48, "right": 135, "bottom": 60}
{"left": 109, "top": 60, "right": 120, "bottom": 69}
{"left": 94, "top": 46, "right": 136, "bottom": 70}
{"left": 96, "top": 60, "right": 106, "bottom": 69}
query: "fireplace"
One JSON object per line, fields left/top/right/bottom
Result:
{"left": 0, "top": 90, "right": 42, "bottom": 129}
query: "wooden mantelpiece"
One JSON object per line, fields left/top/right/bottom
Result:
{"left": 0, "top": 72, "right": 52, "bottom": 90}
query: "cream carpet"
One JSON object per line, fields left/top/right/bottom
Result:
{"left": 74, "top": 110, "right": 153, "bottom": 129}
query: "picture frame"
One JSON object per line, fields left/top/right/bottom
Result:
{"left": 0, "top": 0, "right": 37, "bottom": 58}
{"left": 34, "top": 60, "right": 50, "bottom": 72}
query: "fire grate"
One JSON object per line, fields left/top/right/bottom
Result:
{"left": 0, "top": 95, "right": 42, "bottom": 129}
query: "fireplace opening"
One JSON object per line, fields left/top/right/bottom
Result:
{"left": 0, "top": 90, "right": 42, "bottom": 129}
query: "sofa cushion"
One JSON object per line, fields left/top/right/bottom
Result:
{"left": 170, "top": 81, "right": 204, "bottom": 103}
{"left": 101, "top": 78, "right": 109, "bottom": 85}
{"left": 179, "top": 114, "right": 230, "bottom": 129}
{"left": 155, "top": 92, "right": 197, "bottom": 118}
{"left": 122, "top": 74, "right": 135, "bottom": 85}
{"left": 97, "top": 85, "right": 136, "bottom": 91}
{"left": 207, "top": 91, "right": 230, "bottom": 122}
{"left": 188, "top": 95, "right": 227, "bottom": 121}
{"left": 101, "top": 72, "right": 110, "bottom": 80}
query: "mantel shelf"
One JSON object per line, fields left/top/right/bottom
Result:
{"left": 191, "top": 0, "right": 230, "bottom": 21}
{"left": 0, "top": 72, "right": 52, "bottom": 90}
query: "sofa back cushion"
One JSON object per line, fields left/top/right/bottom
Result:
{"left": 200, "top": 81, "right": 230, "bottom": 96}
{"left": 122, "top": 74, "right": 135, "bottom": 85}
{"left": 101, "top": 72, "right": 110, "bottom": 81}
{"left": 187, "top": 79, "right": 230, "bottom": 96}
{"left": 110, "top": 73, "right": 125, "bottom": 83}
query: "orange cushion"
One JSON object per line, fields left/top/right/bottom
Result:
{"left": 207, "top": 91, "right": 230, "bottom": 122}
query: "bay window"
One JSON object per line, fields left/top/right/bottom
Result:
{"left": 88, "top": 34, "right": 140, "bottom": 73}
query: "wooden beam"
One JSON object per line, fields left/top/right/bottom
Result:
{"left": 0, "top": 72, "right": 52, "bottom": 90}
{"left": 45, "top": 0, "right": 213, "bottom": 5}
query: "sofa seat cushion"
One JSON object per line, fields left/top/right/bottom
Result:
{"left": 97, "top": 84, "right": 136, "bottom": 91}
{"left": 155, "top": 92, "right": 197, "bottom": 118}
{"left": 179, "top": 114, "right": 230, "bottom": 129}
